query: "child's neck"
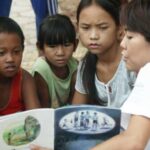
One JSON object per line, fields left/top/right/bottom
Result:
{"left": 97, "top": 45, "right": 122, "bottom": 64}
{"left": 0, "top": 76, "right": 12, "bottom": 84}
{"left": 96, "top": 48, "right": 122, "bottom": 83}
{"left": 0, "top": 77, "right": 12, "bottom": 109}
{"left": 50, "top": 63, "right": 69, "bottom": 79}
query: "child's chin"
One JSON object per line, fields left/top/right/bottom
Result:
{"left": 56, "top": 63, "right": 67, "bottom": 67}
{"left": 4, "top": 71, "right": 17, "bottom": 78}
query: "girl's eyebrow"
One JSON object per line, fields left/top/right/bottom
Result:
{"left": 80, "top": 22, "right": 108, "bottom": 26}
{"left": 79, "top": 22, "right": 90, "bottom": 26}
{"left": 0, "top": 45, "right": 22, "bottom": 49}
{"left": 97, "top": 22, "right": 109, "bottom": 26}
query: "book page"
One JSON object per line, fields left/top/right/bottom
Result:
{"left": 0, "top": 108, "right": 54, "bottom": 150}
{"left": 54, "top": 105, "right": 121, "bottom": 150}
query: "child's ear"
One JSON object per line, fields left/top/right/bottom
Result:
{"left": 117, "top": 25, "right": 125, "bottom": 42}
{"left": 73, "top": 38, "right": 79, "bottom": 52}
{"left": 36, "top": 42, "right": 44, "bottom": 56}
{"left": 36, "top": 42, "right": 41, "bottom": 50}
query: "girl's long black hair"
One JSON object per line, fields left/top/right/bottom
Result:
{"left": 77, "top": 0, "right": 121, "bottom": 105}
{"left": 38, "top": 14, "right": 76, "bottom": 50}
{"left": 81, "top": 53, "right": 101, "bottom": 105}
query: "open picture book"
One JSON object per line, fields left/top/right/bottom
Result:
{"left": 0, "top": 105, "right": 121, "bottom": 150}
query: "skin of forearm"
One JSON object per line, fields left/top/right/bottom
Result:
{"left": 90, "top": 132, "right": 145, "bottom": 150}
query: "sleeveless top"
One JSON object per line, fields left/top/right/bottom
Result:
{"left": 32, "top": 57, "right": 78, "bottom": 108}
{"left": 0, "top": 69, "right": 25, "bottom": 115}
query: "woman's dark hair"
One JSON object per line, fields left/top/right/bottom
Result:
{"left": 0, "top": 17, "right": 25, "bottom": 49}
{"left": 77, "top": 0, "right": 121, "bottom": 105}
{"left": 38, "top": 14, "right": 76, "bottom": 49}
{"left": 120, "top": 0, "right": 150, "bottom": 42}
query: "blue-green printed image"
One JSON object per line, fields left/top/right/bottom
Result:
{"left": 3, "top": 115, "right": 41, "bottom": 146}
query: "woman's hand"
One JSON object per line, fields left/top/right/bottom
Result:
{"left": 30, "top": 144, "right": 52, "bottom": 150}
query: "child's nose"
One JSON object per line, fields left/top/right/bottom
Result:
{"left": 6, "top": 53, "right": 14, "bottom": 62}
{"left": 90, "top": 29, "right": 99, "bottom": 40}
{"left": 56, "top": 46, "right": 64, "bottom": 55}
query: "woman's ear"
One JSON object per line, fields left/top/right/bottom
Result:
{"left": 117, "top": 25, "right": 125, "bottom": 42}
{"left": 36, "top": 42, "right": 44, "bottom": 56}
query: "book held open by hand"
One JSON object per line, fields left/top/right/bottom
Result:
{"left": 0, "top": 105, "right": 121, "bottom": 150}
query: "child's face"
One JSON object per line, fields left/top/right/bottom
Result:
{"left": 78, "top": 4, "right": 120, "bottom": 55}
{"left": 121, "top": 31, "right": 150, "bottom": 73}
{"left": 43, "top": 43, "right": 74, "bottom": 67}
{"left": 0, "top": 33, "right": 23, "bottom": 77}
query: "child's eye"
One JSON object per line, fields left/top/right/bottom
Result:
{"left": 64, "top": 43, "right": 71, "bottom": 47}
{"left": 0, "top": 49, "right": 5, "bottom": 56}
{"left": 81, "top": 26, "right": 89, "bottom": 30}
{"left": 13, "top": 49, "right": 22, "bottom": 54}
{"left": 48, "top": 45, "right": 57, "bottom": 48}
{"left": 0, "top": 51, "right": 4, "bottom": 56}
{"left": 99, "top": 26, "right": 108, "bottom": 30}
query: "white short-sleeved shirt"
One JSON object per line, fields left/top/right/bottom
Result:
{"left": 121, "top": 63, "right": 150, "bottom": 150}
{"left": 75, "top": 59, "right": 136, "bottom": 107}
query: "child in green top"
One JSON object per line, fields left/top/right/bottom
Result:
{"left": 32, "top": 14, "right": 78, "bottom": 108}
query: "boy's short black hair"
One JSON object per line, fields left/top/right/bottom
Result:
{"left": 0, "top": 17, "right": 25, "bottom": 49}
{"left": 38, "top": 14, "right": 76, "bottom": 50}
